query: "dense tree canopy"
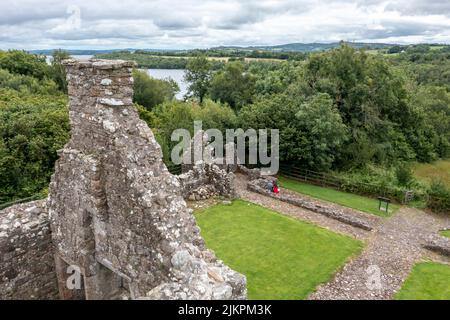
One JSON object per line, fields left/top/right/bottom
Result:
{"left": 133, "top": 69, "right": 179, "bottom": 110}
{"left": 0, "top": 89, "right": 69, "bottom": 202}
{"left": 209, "top": 61, "right": 255, "bottom": 110}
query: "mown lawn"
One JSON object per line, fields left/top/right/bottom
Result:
{"left": 441, "top": 230, "right": 450, "bottom": 239}
{"left": 195, "top": 200, "right": 363, "bottom": 300}
{"left": 413, "top": 160, "right": 450, "bottom": 187}
{"left": 278, "top": 176, "right": 400, "bottom": 217}
{"left": 395, "top": 262, "right": 450, "bottom": 300}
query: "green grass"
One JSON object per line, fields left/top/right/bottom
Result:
{"left": 395, "top": 262, "right": 450, "bottom": 300}
{"left": 413, "top": 160, "right": 450, "bottom": 187}
{"left": 441, "top": 230, "right": 450, "bottom": 239}
{"left": 195, "top": 200, "right": 363, "bottom": 300}
{"left": 278, "top": 176, "right": 400, "bottom": 217}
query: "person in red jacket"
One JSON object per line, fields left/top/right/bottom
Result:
{"left": 273, "top": 182, "right": 280, "bottom": 194}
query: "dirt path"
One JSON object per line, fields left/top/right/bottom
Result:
{"left": 235, "top": 174, "right": 450, "bottom": 300}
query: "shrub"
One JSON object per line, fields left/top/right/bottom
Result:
{"left": 395, "top": 164, "right": 414, "bottom": 187}
{"left": 427, "top": 179, "right": 450, "bottom": 213}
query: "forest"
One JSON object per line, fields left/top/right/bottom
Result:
{"left": 0, "top": 44, "right": 449, "bottom": 211}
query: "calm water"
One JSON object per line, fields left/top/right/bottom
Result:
{"left": 146, "top": 69, "right": 188, "bottom": 100}
{"left": 45, "top": 55, "right": 93, "bottom": 64}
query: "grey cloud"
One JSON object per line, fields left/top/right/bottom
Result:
{"left": 385, "top": 0, "right": 450, "bottom": 16}
{"left": 0, "top": 0, "right": 449, "bottom": 50}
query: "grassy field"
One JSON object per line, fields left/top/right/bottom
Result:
{"left": 413, "top": 160, "right": 450, "bottom": 187}
{"left": 195, "top": 200, "right": 363, "bottom": 300}
{"left": 278, "top": 176, "right": 400, "bottom": 217}
{"left": 441, "top": 230, "right": 450, "bottom": 239}
{"left": 395, "top": 262, "right": 450, "bottom": 300}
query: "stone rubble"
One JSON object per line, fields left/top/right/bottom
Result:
{"left": 179, "top": 131, "right": 237, "bottom": 201}
{"left": 423, "top": 235, "right": 450, "bottom": 257}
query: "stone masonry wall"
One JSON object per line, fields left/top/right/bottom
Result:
{"left": 0, "top": 200, "right": 58, "bottom": 299}
{"left": 47, "top": 59, "right": 246, "bottom": 300}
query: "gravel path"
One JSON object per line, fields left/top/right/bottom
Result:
{"left": 235, "top": 173, "right": 450, "bottom": 300}
{"left": 309, "top": 207, "right": 450, "bottom": 300}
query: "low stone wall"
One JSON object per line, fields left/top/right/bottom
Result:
{"left": 423, "top": 236, "right": 450, "bottom": 257}
{"left": 237, "top": 165, "right": 261, "bottom": 181}
{"left": 247, "top": 178, "right": 375, "bottom": 231}
{"left": 0, "top": 200, "right": 58, "bottom": 299}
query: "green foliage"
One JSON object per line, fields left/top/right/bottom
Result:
{"left": 196, "top": 200, "right": 363, "bottom": 299}
{"left": 0, "top": 89, "right": 69, "bottom": 202}
{"left": 184, "top": 56, "right": 212, "bottom": 103}
{"left": 132, "top": 69, "right": 178, "bottom": 110}
{"left": 0, "top": 68, "right": 60, "bottom": 95}
{"left": 427, "top": 179, "right": 450, "bottom": 213}
{"left": 395, "top": 164, "right": 414, "bottom": 187}
{"left": 150, "top": 99, "right": 237, "bottom": 163}
{"left": 135, "top": 103, "right": 157, "bottom": 127}
{"left": 49, "top": 49, "right": 71, "bottom": 93}
{"left": 210, "top": 61, "right": 255, "bottom": 110}
{"left": 295, "top": 93, "right": 348, "bottom": 169}
{"left": 0, "top": 50, "right": 50, "bottom": 80}
{"left": 239, "top": 93, "right": 347, "bottom": 170}
{"left": 96, "top": 52, "right": 190, "bottom": 69}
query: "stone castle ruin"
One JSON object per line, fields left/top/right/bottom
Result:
{"left": 0, "top": 59, "right": 246, "bottom": 300}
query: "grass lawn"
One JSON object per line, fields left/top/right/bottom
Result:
{"left": 413, "top": 160, "right": 450, "bottom": 187}
{"left": 395, "top": 262, "right": 450, "bottom": 300}
{"left": 441, "top": 230, "right": 450, "bottom": 239}
{"left": 278, "top": 176, "right": 400, "bottom": 217}
{"left": 195, "top": 200, "right": 363, "bottom": 300}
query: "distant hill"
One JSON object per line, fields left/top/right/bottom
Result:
{"left": 212, "top": 42, "right": 395, "bottom": 52}
{"left": 28, "top": 42, "right": 449, "bottom": 57}
{"left": 28, "top": 48, "right": 176, "bottom": 56}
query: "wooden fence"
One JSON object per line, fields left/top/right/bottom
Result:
{"left": 279, "top": 164, "right": 410, "bottom": 203}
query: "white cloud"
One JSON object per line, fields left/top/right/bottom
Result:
{"left": 0, "top": 0, "right": 449, "bottom": 50}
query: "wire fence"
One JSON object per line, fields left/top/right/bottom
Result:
{"left": 279, "top": 164, "right": 420, "bottom": 204}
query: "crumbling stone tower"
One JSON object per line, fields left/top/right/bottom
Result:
{"left": 47, "top": 59, "right": 246, "bottom": 300}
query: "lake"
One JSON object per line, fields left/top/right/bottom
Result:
{"left": 146, "top": 69, "right": 188, "bottom": 100}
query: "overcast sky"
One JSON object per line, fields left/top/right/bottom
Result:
{"left": 1, "top": 0, "right": 450, "bottom": 50}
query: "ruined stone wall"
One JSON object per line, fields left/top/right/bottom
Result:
{"left": 179, "top": 131, "right": 237, "bottom": 201}
{"left": 47, "top": 59, "right": 246, "bottom": 300}
{"left": 0, "top": 201, "right": 58, "bottom": 299}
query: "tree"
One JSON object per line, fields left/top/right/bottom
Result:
{"left": 152, "top": 99, "right": 236, "bottom": 163}
{"left": 0, "top": 89, "right": 70, "bottom": 202}
{"left": 184, "top": 55, "right": 212, "bottom": 103}
{"left": 0, "top": 50, "right": 49, "bottom": 80}
{"left": 132, "top": 70, "right": 178, "bottom": 110}
{"left": 238, "top": 92, "right": 348, "bottom": 170}
{"left": 50, "top": 49, "right": 71, "bottom": 93}
{"left": 210, "top": 61, "right": 255, "bottom": 110}
{"left": 294, "top": 93, "right": 348, "bottom": 169}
